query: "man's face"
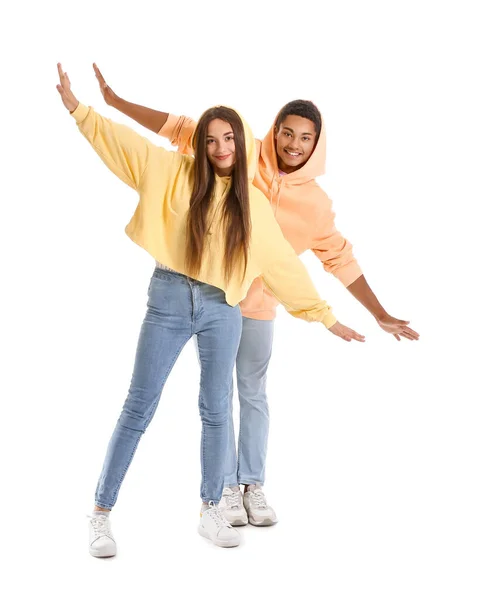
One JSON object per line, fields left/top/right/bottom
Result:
{"left": 275, "top": 115, "right": 317, "bottom": 173}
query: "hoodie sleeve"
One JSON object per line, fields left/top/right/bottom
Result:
{"left": 311, "top": 191, "right": 363, "bottom": 287}
{"left": 158, "top": 114, "right": 197, "bottom": 155}
{"left": 71, "top": 103, "right": 156, "bottom": 190}
{"left": 250, "top": 189, "right": 337, "bottom": 328}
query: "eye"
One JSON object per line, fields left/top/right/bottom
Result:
{"left": 302, "top": 136, "right": 311, "bottom": 142}
{"left": 284, "top": 132, "right": 292, "bottom": 137}
{"left": 225, "top": 135, "right": 234, "bottom": 142}
{"left": 206, "top": 139, "right": 215, "bottom": 145}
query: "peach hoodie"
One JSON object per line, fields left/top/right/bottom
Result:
{"left": 159, "top": 112, "right": 362, "bottom": 320}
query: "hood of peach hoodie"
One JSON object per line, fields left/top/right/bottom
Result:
{"left": 255, "top": 110, "right": 327, "bottom": 214}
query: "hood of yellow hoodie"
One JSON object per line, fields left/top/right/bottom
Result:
{"left": 258, "top": 110, "right": 327, "bottom": 185}
{"left": 240, "top": 110, "right": 258, "bottom": 183}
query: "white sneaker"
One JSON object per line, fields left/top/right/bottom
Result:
{"left": 219, "top": 487, "right": 248, "bottom": 526}
{"left": 88, "top": 513, "right": 117, "bottom": 558}
{"left": 198, "top": 502, "right": 241, "bottom": 548}
{"left": 243, "top": 484, "right": 278, "bottom": 527}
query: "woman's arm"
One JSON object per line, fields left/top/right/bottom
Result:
{"left": 250, "top": 190, "right": 365, "bottom": 342}
{"left": 57, "top": 63, "right": 155, "bottom": 190}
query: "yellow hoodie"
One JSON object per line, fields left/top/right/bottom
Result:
{"left": 159, "top": 112, "right": 362, "bottom": 320}
{"left": 70, "top": 103, "right": 337, "bottom": 328}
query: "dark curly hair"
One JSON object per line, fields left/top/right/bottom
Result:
{"left": 275, "top": 100, "right": 322, "bottom": 142}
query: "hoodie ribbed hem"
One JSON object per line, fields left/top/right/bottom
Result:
{"left": 241, "top": 308, "right": 277, "bottom": 321}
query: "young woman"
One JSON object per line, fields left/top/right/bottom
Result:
{"left": 90, "top": 64, "right": 420, "bottom": 528}
{"left": 56, "top": 64, "right": 364, "bottom": 555}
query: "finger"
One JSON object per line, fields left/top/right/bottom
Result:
{"left": 400, "top": 331, "right": 418, "bottom": 340}
{"left": 390, "top": 324, "right": 418, "bottom": 336}
{"left": 93, "top": 63, "right": 105, "bottom": 84}
{"left": 401, "top": 328, "right": 419, "bottom": 338}
{"left": 400, "top": 331, "right": 418, "bottom": 341}
{"left": 343, "top": 336, "right": 352, "bottom": 342}
{"left": 394, "top": 334, "right": 401, "bottom": 341}
{"left": 404, "top": 327, "right": 419, "bottom": 338}
{"left": 65, "top": 71, "right": 71, "bottom": 85}
{"left": 57, "top": 62, "right": 66, "bottom": 81}
{"left": 349, "top": 329, "right": 365, "bottom": 342}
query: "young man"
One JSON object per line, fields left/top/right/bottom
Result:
{"left": 91, "top": 64, "right": 419, "bottom": 528}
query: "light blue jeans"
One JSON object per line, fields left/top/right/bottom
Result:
{"left": 224, "top": 317, "right": 275, "bottom": 487}
{"left": 94, "top": 268, "right": 242, "bottom": 508}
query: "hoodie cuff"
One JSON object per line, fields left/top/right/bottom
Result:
{"left": 334, "top": 262, "right": 364, "bottom": 287}
{"left": 158, "top": 113, "right": 179, "bottom": 139}
{"left": 70, "top": 102, "right": 90, "bottom": 124}
{"left": 319, "top": 311, "right": 337, "bottom": 329}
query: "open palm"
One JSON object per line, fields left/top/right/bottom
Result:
{"left": 93, "top": 63, "right": 117, "bottom": 106}
{"left": 56, "top": 63, "right": 79, "bottom": 112}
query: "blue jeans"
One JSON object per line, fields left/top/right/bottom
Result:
{"left": 224, "top": 317, "right": 275, "bottom": 487}
{"left": 94, "top": 268, "right": 242, "bottom": 508}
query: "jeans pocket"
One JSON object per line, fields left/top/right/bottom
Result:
{"left": 148, "top": 275, "right": 184, "bottom": 316}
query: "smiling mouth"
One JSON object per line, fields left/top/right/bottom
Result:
{"left": 214, "top": 154, "right": 231, "bottom": 161}
{"left": 284, "top": 149, "right": 302, "bottom": 157}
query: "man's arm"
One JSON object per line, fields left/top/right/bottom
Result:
{"left": 312, "top": 194, "right": 419, "bottom": 341}
{"left": 346, "top": 275, "right": 419, "bottom": 341}
{"left": 93, "top": 63, "right": 169, "bottom": 133}
{"left": 93, "top": 64, "right": 196, "bottom": 156}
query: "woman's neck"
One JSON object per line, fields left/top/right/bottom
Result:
{"left": 214, "top": 166, "right": 234, "bottom": 177}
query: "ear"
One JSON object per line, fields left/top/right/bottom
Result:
{"left": 274, "top": 126, "right": 279, "bottom": 140}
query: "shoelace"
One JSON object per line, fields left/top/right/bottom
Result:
{"left": 88, "top": 514, "right": 113, "bottom": 539}
{"left": 225, "top": 490, "right": 242, "bottom": 509}
{"left": 250, "top": 490, "right": 268, "bottom": 509}
{"left": 207, "top": 502, "right": 232, "bottom": 529}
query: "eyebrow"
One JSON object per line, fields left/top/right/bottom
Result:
{"left": 207, "top": 131, "right": 234, "bottom": 138}
{"left": 282, "top": 126, "right": 313, "bottom": 136}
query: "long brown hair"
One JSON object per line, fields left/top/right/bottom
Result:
{"left": 185, "top": 107, "right": 251, "bottom": 283}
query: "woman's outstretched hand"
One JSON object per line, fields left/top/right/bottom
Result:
{"left": 93, "top": 63, "right": 118, "bottom": 106}
{"left": 56, "top": 63, "right": 79, "bottom": 112}
{"left": 328, "top": 322, "right": 365, "bottom": 342}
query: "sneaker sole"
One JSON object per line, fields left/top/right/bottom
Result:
{"left": 248, "top": 516, "right": 278, "bottom": 527}
{"left": 198, "top": 525, "right": 240, "bottom": 548}
{"left": 228, "top": 517, "right": 248, "bottom": 527}
{"left": 89, "top": 547, "right": 117, "bottom": 558}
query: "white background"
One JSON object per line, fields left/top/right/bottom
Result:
{"left": 2, "top": 0, "right": 481, "bottom": 598}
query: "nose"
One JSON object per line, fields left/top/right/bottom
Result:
{"left": 286, "top": 138, "right": 300, "bottom": 151}
{"left": 215, "top": 144, "right": 229, "bottom": 156}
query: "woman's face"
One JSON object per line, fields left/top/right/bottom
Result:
{"left": 206, "top": 119, "right": 236, "bottom": 176}
{"left": 274, "top": 115, "right": 317, "bottom": 173}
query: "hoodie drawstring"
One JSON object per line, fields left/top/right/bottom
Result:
{"left": 275, "top": 178, "right": 284, "bottom": 216}
{"left": 269, "top": 172, "right": 285, "bottom": 217}
{"left": 269, "top": 171, "right": 276, "bottom": 205}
